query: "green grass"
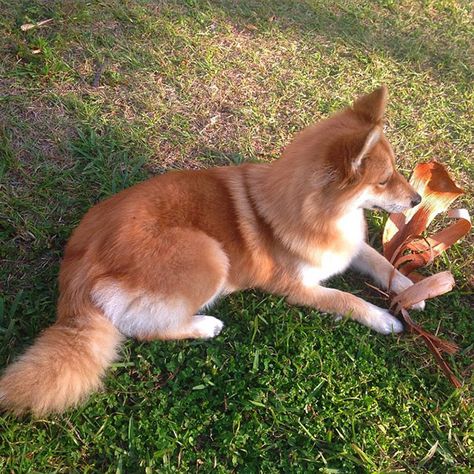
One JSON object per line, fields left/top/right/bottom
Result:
{"left": 0, "top": 0, "right": 473, "bottom": 472}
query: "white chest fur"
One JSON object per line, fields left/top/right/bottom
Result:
{"left": 299, "top": 209, "right": 366, "bottom": 287}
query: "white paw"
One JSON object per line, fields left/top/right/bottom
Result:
{"left": 366, "top": 304, "right": 404, "bottom": 335}
{"left": 390, "top": 272, "right": 413, "bottom": 294}
{"left": 391, "top": 273, "right": 425, "bottom": 311}
{"left": 410, "top": 300, "right": 425, "bottom": 311}
{"left": 192, "top": 315, "right": 224, "bottom": 339}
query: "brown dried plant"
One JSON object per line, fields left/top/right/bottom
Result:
{"left": 383, "top": 162, "right": 471, "bottom": 388}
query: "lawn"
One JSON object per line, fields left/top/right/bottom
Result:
{"left": 0, "top": 0, "right": 473, "bottom": 472}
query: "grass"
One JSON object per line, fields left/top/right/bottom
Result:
{"left": 0, "top": 0, "right": 473, "bottom": 472}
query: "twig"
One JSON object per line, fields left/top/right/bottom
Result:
{"left": 92, "top": 60, "right": 107, "bottom": 88}
{"left": 21, "top": 19, "right": 53, "bottom": 32}
{"left": 400, "top": 309, "right": 462, "bottom": 388}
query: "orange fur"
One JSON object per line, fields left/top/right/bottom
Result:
{"left": 0, "top": 313, "right": 122, "bottom": 416}
{"left": 0, "top": 86, "right": 423, "bottom": 416}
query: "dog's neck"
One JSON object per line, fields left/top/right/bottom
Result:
{"left": 245, "top": 161, "right": 366, "bottom": 260}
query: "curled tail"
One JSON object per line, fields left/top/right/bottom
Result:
{"left": 0, "top": 313, "right": 123, "bottom": 416}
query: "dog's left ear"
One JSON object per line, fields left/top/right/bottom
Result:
{"left": 352, "top": 85, "right": 388, "bottom": 123}
{"left": 352, "top": 126, "right": 381, "bottom": 172}
{"left": 329, "top": 126, "right": 382, "bottom": 187}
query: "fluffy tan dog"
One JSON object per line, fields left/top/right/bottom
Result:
{"left": 0, "top": 86, "right": 423, "bottom": 416}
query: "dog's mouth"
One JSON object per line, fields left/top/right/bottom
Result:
{"left": 371, "top": 203, "right": 411, "bottom": 213}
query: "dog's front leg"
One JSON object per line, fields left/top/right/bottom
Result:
{"left": 286, "top": 284, "right": 403, "bottom": 335}
{"left": 351, "top": 242, "right": 425, "bottom": 310}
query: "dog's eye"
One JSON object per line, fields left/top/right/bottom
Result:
{"left": 378, "top": 177, "right": 390, "bottom": 186}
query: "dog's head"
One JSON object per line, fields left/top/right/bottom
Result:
{"left": 329, "top": 86, "right": 421, "bottom": 213}
{"left": 284, "top": 86, "right": 421, "bottom": 215}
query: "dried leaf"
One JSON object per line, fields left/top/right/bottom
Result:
{"left": 401, "top": 308, "right": 462, "bottom": 387}
{"left": 20, "top": 18, "right": 53, "bottom": 31}
{"left": 399, "top": 308, "right": 459, "bottom": 355}
{"left": 21, "top": 23, "right": 36, "bottom": 31}
{"left": 398, "top": 214, "right": 470, "bottom": 279}
{"left": 381, "top": 161, "right": 471, "bottom": 388}
{"left": 420, "top": 440, "right": 439, "bottom": 466}
{"left": 392, "top": 272, "right": 455, "bottom": 310}
{"left": 383, "top": 161, "right": 466, "bottom": 267}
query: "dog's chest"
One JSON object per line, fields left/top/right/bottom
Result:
{"left": 298, "top": 209, "right": 366, "bottom": 286}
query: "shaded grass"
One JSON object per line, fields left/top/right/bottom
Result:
{"left": 0, "top": 0, "right": 473, "bottom": 472}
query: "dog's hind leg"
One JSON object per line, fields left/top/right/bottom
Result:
{"left": 285, "top": 284, "right": 403, "bottom": 335}
{"left": 91, "top": 229, "right": 230, "bottom": 341}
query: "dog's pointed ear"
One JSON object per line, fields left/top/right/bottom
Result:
{"left": 352, "top": 85, "right": 388, "bottom": 123}
{"left": 329, "top": 126, "right": 382, "bottom": 187}
{"left": 352, "top": 126, "right": 381, "bottom": 172}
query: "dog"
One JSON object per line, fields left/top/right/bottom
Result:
{"left": 0, "top": 86, "right": 424, "bottom": 416}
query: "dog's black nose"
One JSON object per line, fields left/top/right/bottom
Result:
{"left": 410, "top": 193, "right": 422, "bottom": 207}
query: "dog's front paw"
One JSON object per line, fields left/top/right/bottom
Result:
{"left": 366, "top": 304, "right": 404, "bottom": 335}
{"left": 410, "top": 300, "right": 425, "bottom": 311}
{"left": 391, "top": 273, "right": 425, "bottom": 311}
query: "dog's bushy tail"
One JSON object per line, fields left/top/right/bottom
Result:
{"left": 0, "top": 313, "right": 123, "bottom": 416}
